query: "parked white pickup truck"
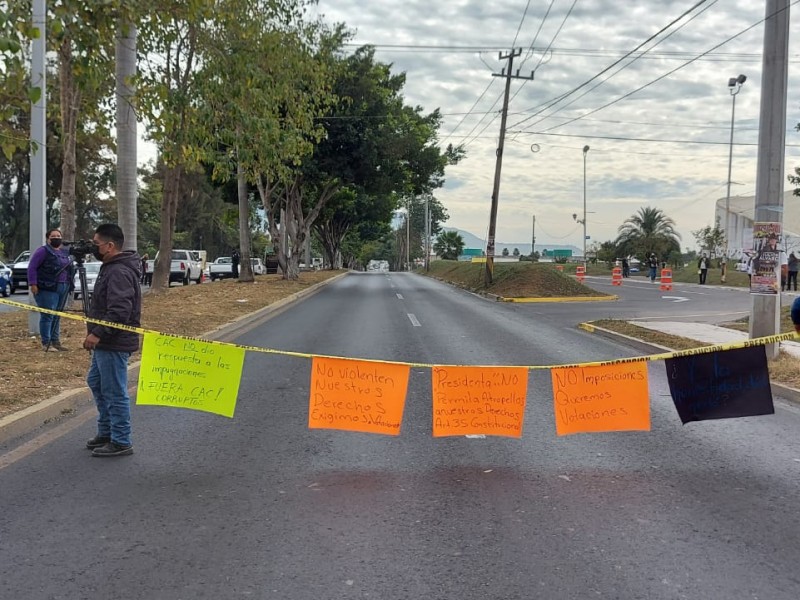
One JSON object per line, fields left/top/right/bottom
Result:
{"left": 208, "top": 257, "right": 234, "bottom": 281}
{"left": 149, "top": 249, "right": 203, "bottom": 285}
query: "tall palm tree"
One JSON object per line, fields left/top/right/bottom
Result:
{"left": 615, "top": 206, "right": 681, "bottom": 259}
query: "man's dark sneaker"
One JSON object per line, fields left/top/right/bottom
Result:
{"left": 86, "top": 435, "right": 111, "bottom": 449}
{"left": 50, "top": 341, "right": 68, "bottom": 351}
{"left": 42, "top": 343, "right": 51, "bottom": 352}
{"left": 91, "top": 442, "right": 133, "bottom": 457}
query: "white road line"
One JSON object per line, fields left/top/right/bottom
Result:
{"left": 407, "top": 313, "right": 421, "bottom": 327}
{"left": 396, "top": 293, "right": 404, "bottom": 300}
{"left": 465, "top": 434, "right": 486, "bottom": 439}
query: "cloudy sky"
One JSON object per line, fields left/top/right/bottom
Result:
{"left": 310, "top": 0, "right": 800, "bottom": 250}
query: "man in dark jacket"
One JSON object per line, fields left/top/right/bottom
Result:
{"left": 83, "top": 224, "right": 142, "bottom": 457}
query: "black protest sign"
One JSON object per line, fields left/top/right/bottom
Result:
{"left": 665, "top": 346, "right": 774, "bottom": 424}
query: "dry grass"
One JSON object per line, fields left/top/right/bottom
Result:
{"left": 0, "top": 271, "right": 340, "bottom": 418}
{"left": 592, "top": 319, "right": 800, "bottom": 389}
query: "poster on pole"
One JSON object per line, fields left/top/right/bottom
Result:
{"left": 750, "top": 222, "right": 783, "bottom": 294}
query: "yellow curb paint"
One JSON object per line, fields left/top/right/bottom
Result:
{"left": 500, "top": 295, "right": 618, "bottom": 303}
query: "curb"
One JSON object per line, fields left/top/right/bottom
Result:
{"left": 0, "top": 271, "right": 350, "bottom": 447}
{"left": 578, "top": 322, "right": 800, "bottom": 405}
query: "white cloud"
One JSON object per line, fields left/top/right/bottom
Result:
{"left": 314, "top": 0, "right": 800, "bottom": 250}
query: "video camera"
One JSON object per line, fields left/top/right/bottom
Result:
{"left": 63, "top": 240, "right": 95, "bottom": 260}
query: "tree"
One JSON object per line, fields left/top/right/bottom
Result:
{"left": 115, "top": 12, "right": 137, "bottom": 251}
{"left": 692, "top": 218, "right": 727, "bottom": 260}
{"left": 434, "top": 230, "right": 464, "bottom": 260}
{"left": 136, "top": 1, "right": 210, "bottom": 292}
{"left": 596, "top": 240, "right": 617, "bottom": 266}
{"left": 512, "top": 247, "right": 520, "bottom": 257}
{"left": 308, "top": 46, "right": 462, "bottom": 270}
{"left": 502, "top": 247, "right": 509, "bottom": 256}
{"left": 615, "top": 206, "right": 681, "bottom": 260}
{"left": 0, "top": 10, "right": 35, "bottom": 161}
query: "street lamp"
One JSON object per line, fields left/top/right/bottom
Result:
{"left": 582, "top": 145, "right": 590, "bottom": 268}
{"left": 725, "top": 74, "right": 746, "bottom": 258}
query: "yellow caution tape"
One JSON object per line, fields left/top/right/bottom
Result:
{"left": 1, "top": 297, "right": 797, "bottom": 370}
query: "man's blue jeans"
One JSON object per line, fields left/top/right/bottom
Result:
{"left": 649, "top": 267, "right": 657, "bottom": 281}
{"left": 87, "top": 349, "right": 132, "bottom": 447}
{"left": 35, "top": 282, "right": 69, "bottom": 344}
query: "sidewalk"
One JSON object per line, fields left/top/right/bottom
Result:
{"left": 627, "top": 320, "right": 800, "bottom": 359}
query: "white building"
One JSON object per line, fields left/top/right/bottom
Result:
{"left": 714, "top": 190, "right": 800, "bottom": 256}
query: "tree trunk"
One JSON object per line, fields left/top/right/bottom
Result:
{"left": 314, "top": 218, "right": 350, "bottom": 270}
{"left": 151, "top": 165, "right": 182, "bottom": 294}
{"left": 115, "top": 20, "right": 137, "bottom": 250}
{"left": 237, "top": 157, "right": 254, "bottom": 282}
{"left": 58, "top": 38, "right": 80, "bottom": 242}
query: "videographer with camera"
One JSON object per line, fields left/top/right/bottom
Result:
{"left": 83, "top": 224, "right": 142, "bottom": 457}
{"left": 27, "top": 228, "right": 74, "bottom": 351}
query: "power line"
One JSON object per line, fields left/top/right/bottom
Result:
{"left": 507, "top": 130, "right": 800, "bottom": 147}
{"left": 511, "top": 0, "right": 533, "bottom": 49}
{"left": 441, "top": 0, "right": 536, "bottom": 145}
{"left": 510, "top": 0, "right": 577, "bottom": 106}
{"left": 521, "top": 0, "right": 720, "bottom": 132}
{"left": 440, "top": 79, "right": 497, "bottom": 144}
{"left": 507, "top": 0, "right": 714, "bottom": 131}
{"left": 518, "top": 0, "right": 556, "bottom": 68}
{"left": 340, "top": 43, "right": 798, "bottom": 63}
{"left": 519, "top": 0, "right": 800, "bottom": 136}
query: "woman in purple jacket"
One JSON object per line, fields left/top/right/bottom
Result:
{"left": 27, "top": 228, "right": 73, "bottom": 351}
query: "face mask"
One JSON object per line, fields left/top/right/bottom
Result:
{"left": 50, "top": 238, "right": 63, "bottom": 248}
{"left": 92, "top": 246, "right": 105, "bottom": 261}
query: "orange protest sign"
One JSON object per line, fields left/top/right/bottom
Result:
{"left": 551, "top": 361, "right": 650, "bottom": 435}
{"left": 308, "top": 357, "right": 410, "bottom": 435}
{"left": 432, "top": 366, "right": 528, "bottom": 437}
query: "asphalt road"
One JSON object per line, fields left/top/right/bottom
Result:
{"left": 1, "top": 272, "right": 799, "bottom": 599}
{"left": 567, "top": 275, "right": 764, "bottom": 325}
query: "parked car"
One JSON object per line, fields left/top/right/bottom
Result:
{"left": 0, "top": 260, "right": 12, "bottom": 297}
{"left": 148, "top": 249, "right": 203, "bottom": 285}
{"left": 209, "top": 257, "right": 234, "bottom": 281}
{"left": 251, "top": 258, "right": 265, "bottom": 275}
{"left": 73, "top": 261, "right": 102, "bottom": 299}
{"left": 11, "top": 250, "right": 31, "bottom": 293}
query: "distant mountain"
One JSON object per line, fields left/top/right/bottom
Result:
{"left": 441, "top": 227, "right": 580, "bottom": 256}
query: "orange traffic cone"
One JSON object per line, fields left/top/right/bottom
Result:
{"left": 612, "top": 266, "right": 622, "bottom": 286}
{"left": 576, "top": 265, "right": 586, "bottom": 283}
{"left": 659, "top": 268, "right": 673, "bottom": 291}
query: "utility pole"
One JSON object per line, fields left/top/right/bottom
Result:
{"left": 29, "top": 0, "right": 47, "bottom": 335}
{"left": 750, "top": 0, "right": 790, "bottom": 359}
{"left": 485, "top": 49, "right": 534, "bottom": 286}
{"left": 531, "top": 215, "right": 536, "bottom": 258}
{"left": 406, "top": 198, "right": 411, "bottom": 271}
{"left": 425, "top": 195, "right": 431, "bottom": 272}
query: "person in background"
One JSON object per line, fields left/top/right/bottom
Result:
{"left": 786, "top": 252, "right": 797, "bottom": 292}
{"left": 697, "top": 253, "right": 710, "bottom": 285}
{"left": 27, "top": 228, "right": 73, "bottom": 351}
{"left": 83, "top": 224, "right": 142, "bottom": 457}
{"left": 621, "top": 258, "right": 630, "bottom": 278}
{"left": 140, "top": 253, "right": 149, "bottom": 285}
{"left": 231, "top": 249, "right": 241, "bottom": 279}
{"left": 647, "top": 253, "right": 658, "bottom": 283}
